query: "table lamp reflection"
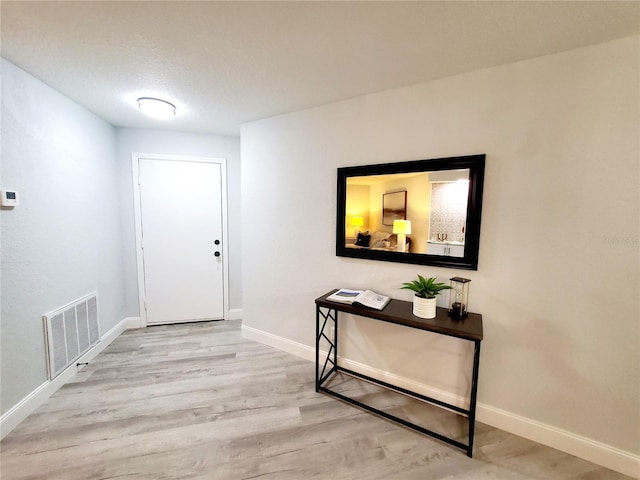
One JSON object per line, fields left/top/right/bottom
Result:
{"left": 392, "top": 220, "right": 411, "bottom": 252}
{"left": 351, "top": 216, "right": 364, "bottom": 236}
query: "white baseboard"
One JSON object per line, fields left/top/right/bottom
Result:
{"left": 0, "top": 316, "right": 141, "bottom": 440}
{"left": 122, "top": 316, "right": 144, "bottom": 329}
{"left": 241, "top": 325, "right": 640, "bottom": 478}
{"left": 242, "top": 324, "right": 313, "bottom": 359}
{"left": 478, "top": 404, "right": 640, "bottom": 478}
{"left": 228, "top": 308, "right": 243, "bottom": 321}
{"left": 340, "top": 357, "right": 471, "bottom": 411}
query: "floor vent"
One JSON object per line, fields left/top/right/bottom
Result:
{"left": 43, "top": 292, "right": 100, "bottom": 380}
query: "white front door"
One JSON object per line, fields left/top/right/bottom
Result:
{"left": 136, "top": 156, "right": 226, "bottom": 325}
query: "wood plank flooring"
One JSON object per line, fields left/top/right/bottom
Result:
{"left": 0, "top": 320, "right": 633, "bottom": 479}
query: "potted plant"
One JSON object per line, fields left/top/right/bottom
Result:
{"left": 401, "top": 275, "right": 451, "bottom": 319}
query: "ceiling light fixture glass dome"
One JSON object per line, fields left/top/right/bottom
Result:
{"left": 137, "top": 97, "right": 176, "bottom": 119}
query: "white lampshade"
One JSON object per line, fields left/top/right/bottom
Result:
{"left": 393, "top": 220, "right": 411, "bottom": 252}
{"left": 137, "top": 97, "right": 176, "bottom": 119}
{"left": 351, "top": 216, "right": 364, "bottom": 227}
{"left": 392, "top": 220, "right": 412, "bottom": 235}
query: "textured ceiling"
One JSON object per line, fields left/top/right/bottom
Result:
{"left": 2, "top": 1, "right": 639, "bottom": 136}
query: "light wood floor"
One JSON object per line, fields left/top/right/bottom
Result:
{"left": 0, "top": 320, "right": 632, "bottom": 479}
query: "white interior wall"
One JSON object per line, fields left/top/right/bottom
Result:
{"left": 1, "top": 59, "right": 125, "bottom": 414}
{"left": 115, "top": 128, "right": 242, "bottom": 316}
{"left": 241, "top": 35, "right": 639, "bottom": 463}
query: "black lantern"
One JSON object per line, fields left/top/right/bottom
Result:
{"left": 448, "top": 277, "right": 471, "bottom": 319}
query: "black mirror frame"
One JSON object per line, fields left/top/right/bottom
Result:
{"left": 336, "top": 154, "right": 485, "bottom": 270}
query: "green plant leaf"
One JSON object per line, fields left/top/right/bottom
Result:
{"left": 400, "top": 274, "right": 451, "bottom": 298}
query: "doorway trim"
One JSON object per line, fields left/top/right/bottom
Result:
{"left": 131, "top": 152, "right": 230, "bottom": 327}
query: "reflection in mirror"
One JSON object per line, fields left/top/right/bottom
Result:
{"left": 345, "top": 170, "right": 469, "bottom": 257}
{"left": 337, "top": 155, "right": 485, "bottom": 270}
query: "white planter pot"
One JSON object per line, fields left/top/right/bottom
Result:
{"left": 413, "top": 295, "right": 437, "bottom": 319}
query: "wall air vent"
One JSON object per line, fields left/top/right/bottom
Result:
{"left": 43, "top": 292, "right": 100, "bottom": 380}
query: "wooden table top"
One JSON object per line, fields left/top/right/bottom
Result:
{"left": 316, "top": 290, "right": 483, "bottom": 342}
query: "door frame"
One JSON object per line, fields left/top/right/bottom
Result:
{"left": 131, "top": 152, "right": 230, "bottom": 327}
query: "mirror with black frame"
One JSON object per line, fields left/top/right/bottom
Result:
{"left": 336, "top": 154, "right": 485, "bottom": 270}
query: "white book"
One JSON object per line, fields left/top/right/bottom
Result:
{"left": 326, "top": 289, "right": 391, "bottom": 311}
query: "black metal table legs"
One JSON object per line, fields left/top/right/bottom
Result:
{"left": 315, "top": 305, "right": 481, "bottom": 457}
{"left": 315, "top": 304, "right": 338, "bottom": 391}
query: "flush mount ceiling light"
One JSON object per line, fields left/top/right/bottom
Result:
{"left": 137, "top": 97, "right": 176, "bottom": 119}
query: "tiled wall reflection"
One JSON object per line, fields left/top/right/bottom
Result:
{"left": 430, "top": 182, "right": 468, "bottom": 242}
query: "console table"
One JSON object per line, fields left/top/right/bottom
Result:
{"left": 315, "top": 290, "right": 483, "bottom": 457}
